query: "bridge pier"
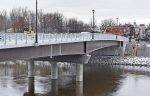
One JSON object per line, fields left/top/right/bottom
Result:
{"left": 76, "top": 54, "right": 91, "bottom": 82}
{"left": 50, "top": 62, "right": 58, "bottom": 80}
{"left": 28, "top": 60, "right": 35, "bottom": 78}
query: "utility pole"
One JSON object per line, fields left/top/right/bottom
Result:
{"left": 92, "top": 9, "right": 95, "bottom": 40}
{"left": 35, "top": 0, "right": 38, "bottom": 44}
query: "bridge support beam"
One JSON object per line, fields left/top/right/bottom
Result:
{"left": 27, "top": 60, "right": 35, "bottom": 95}
{"left": 76, "top": 63, "right": 83, "bottom": 82}
{"left": 50, "top": 62, "right": 58, "bottom": 80}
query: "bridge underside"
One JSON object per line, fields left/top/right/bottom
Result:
{"left": 90, "top": 46, "right": 122, "bottom": 56}
{"left": 33, "top": 45, "right": 122, "bottom": 63}
{"left": 0, "top": 40, "right": 122, "bottom": 62}
{"left": 33, "top": 54, "right": 91, "bottom": 64}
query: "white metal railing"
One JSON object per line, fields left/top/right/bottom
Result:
{"left": 0, "top": 32, "right": 129, "bottom": 48}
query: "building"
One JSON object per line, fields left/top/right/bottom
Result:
{"left": 144, "top": 29, "right": 150, "bottom": 40}
{"left": 133, "top": 22, "right": 146, "bottom": 39}
{"left": 105, "top": 25, "right": 130, "bottom": 36}
{"left": 139, "top": 24, "right": 146, "bottom": 39}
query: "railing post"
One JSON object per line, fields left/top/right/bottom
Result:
{"left": 25, "top": 33, "right": 27, "bottom": 44}
{"left": 75, "top": 34, "right": 77, "bottom": 41}
{"left": 42, "top": 33, "right": 44, "bottom": 43}
{"left": 4, "top": 34, "right": 6, "bottom": 45}
{"left": 91, "top": 33, "right": 93, "bottom": 40}
{"left": 66, "top": 33, "right": 68, "bottom": 42}
{"left": 82, "top": 33, "right": 84, "bottom": 41}
{"left": 55, "top": 34, "right": 57, "bottom": 42}
{"left": 9, "top": 34, "right": 11, "bottom": 42}
{"left": 79, "top": 34, "right": 81, "bottom": 41}
{"left": 49, "top": 33, "right": 51, "bottom": 42}
{"left": 61, "top": 33, "right": 62, "bottom": 42}
{"left": 71, "top": 33, "right": 72, "bottom": 41}
{"left": 21, "top": 34, "right": 23, "bottom": 41}
{"left": 15, "top": 34, "right": 17, "bottom": 44}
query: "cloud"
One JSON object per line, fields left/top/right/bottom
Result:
{"left": 1, "top": 0, "right": 150, "bottom": 24}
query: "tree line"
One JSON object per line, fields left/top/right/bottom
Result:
{"left": 0, "top": 7, "right": 92, "bottom": 33}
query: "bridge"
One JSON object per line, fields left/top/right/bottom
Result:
{"left": 0, "top": 32, "right": 128, "bottom": 92}
{"left": 0, "top": 32, "right": 128, "bottom": 60}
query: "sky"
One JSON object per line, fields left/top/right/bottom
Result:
{"left": 1, "top": 0, "right": 150, "bottom": 25}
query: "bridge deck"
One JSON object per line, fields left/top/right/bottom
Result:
{"left": 0, "top": 33, "right": 128, "bottom": 49}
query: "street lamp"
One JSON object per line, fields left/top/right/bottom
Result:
{"left": 35, "top": 0, "right": 38, "bottom": 45}
{"left": 92, "top": 9, "right": 95, "bottom": 40}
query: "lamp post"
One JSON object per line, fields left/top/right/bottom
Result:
{"left": 92, "top": 9, "right": 95, "bottom": 40}
{"left": 35, "top": 0, "right": 38, "bottom": 44}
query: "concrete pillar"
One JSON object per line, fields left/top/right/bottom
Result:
{"left": 27, "top": 60, "right": 35, "bottom": 96}
{"left": 75, "top": 54, "right": 90, "bottom": 82}
{"left": 76, "top": 82, "right": 83, "bottom": 96}
{"left": 76, "top": 64, "right": 83, "bottom": 82}
{"left": 28, "top": 60, "right": 35, "bottom": 78}
{"left": 51, "top": 62, "right": 58, "bottom": 80}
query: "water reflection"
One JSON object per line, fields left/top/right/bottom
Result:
{"left": 83, "top": 64, "right": 123, "bottom": 96}
{"left": 0, "top": 59, "right": 150, "bottom": 96}
{"left": 23, "top": 77, "right": 35, "bottom": 96}
{"left": 51, "top": 80, "right": 58, "bottom": 96}
{"left": 76, "top": 82, "right": 83, "bottom": 96}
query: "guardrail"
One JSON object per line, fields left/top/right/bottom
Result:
{"left": 0, "top": 32, "right": 128, "bottom": 46}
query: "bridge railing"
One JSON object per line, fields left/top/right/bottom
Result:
{"left": 0, "top": 33, "right": 128, "bottom": 46}
{"left": 94, "top": 33, "right": 129, "bottom": 42}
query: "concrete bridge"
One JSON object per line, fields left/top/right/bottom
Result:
{"left": 0, "top": 33, "right": 128, "bottom": 61}
{"left": 0, "top": 32, "right": 128, "bottom": 95}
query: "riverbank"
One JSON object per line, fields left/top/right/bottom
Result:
{"left": 89, "top": 41, "right": 150, "bottom": 66}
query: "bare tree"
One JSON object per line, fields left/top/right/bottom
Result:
{"left": 100, "top": 19, "right": 116, "bottom": 33}
{"left": 0, "top": 7, "right": 92, "bottom": 34}
{"left": 67, "top": 18, "right": 86, "bottom": 33}
{"left": 53, "top": 12, "right": 64, "bottom": 33}
{"left": 42, "top": 12, "right": 65, "bottom": 33}
{"left": 0, "top": 10, "right": 7, "bottom": 32}
{"left": 10, "top": 7, "right": 30, "bottom": 33}
{"left": 83, "top": 24, "right": 91, "bottom": 32}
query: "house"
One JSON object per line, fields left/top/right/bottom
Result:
{"left": 105, "top": 25, "right": 130, "bottom": 36}
{"left": 133, "top": 22, "right": 146, "bottom": 39}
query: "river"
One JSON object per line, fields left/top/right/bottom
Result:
{"left": 0, "top": 42, "right": 150, "bottom": 96}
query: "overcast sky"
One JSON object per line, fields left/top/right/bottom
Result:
{"left": 1, "top": 0, "right": 150, "bottom": 24}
